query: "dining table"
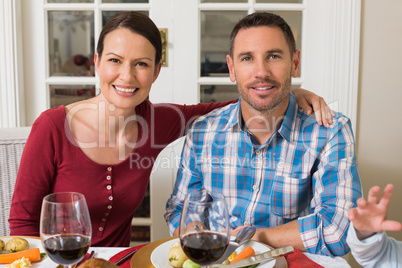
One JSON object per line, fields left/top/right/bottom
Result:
{"left": 0, "top": 236, "right": 352, "bottom": 268}
{"left": 99, "top": 237, "right": 350, "bottom": 268}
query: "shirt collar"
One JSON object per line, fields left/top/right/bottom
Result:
{"left": 278, "top": 92, "right": 297, "bottom": 144}
{"left": 225, "top": 93, "right": 298, "bottom": 143}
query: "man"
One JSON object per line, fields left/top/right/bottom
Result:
{"left": 347, "top": 184, "right": 402, "bottom": 267}
{"left": 165, "top": 12, "right": 361, "bottom": 256}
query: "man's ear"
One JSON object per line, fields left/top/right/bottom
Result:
{"left": 226, "top": 55, "right": 236, "bottom": 82}
{"left": 292, "top": 50, "right": 301, "bottom": 77}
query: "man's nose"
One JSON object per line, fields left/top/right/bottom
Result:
{"left": 254, "top": 59, "right": 271, "bottom": 78}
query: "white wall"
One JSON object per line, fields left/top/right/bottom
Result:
{"left": 350, "top": 0, "right": 402, "bottom": 267}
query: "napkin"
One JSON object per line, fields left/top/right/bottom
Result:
{"left": 108, "top": 244, "right": 147, "bottom": 268}
{"left": 284, "top": 248, "right": 324, "bottom": 268}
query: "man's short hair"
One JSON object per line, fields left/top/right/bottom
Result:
{"left": 229, "top": 12, "right": 296, "bottom": 57}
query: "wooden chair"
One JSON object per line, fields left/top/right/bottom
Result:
{"left": 0, "top": 127, "right": 31, "bottom": 236}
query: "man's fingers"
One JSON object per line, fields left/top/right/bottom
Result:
{"left": 379, "top": 184, "right": 394, "bottom": 208}
{"left": 367, "top": 185, "right": 380, "bottom": 204}
{"left": 348, "top": 207, "right": 357, "bottom": 220}
{"left": 381, "top": 220, "right": 402, "bottom": 232}
{"left": 356, "top": 198, "right": 367, "bottom": 208}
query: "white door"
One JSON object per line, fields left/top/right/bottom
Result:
{"left": 3, "top": 0, "right": 360, "bottom": 242}
{"left": 152, "top": 0, "right": 361, "bottom": 241}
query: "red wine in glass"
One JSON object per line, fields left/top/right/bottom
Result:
{"left": 179, "top": 189, "right": 230, "bottom": 266}
{"left": 43, "top": 234, "right": 90, "bottom": 266}
{"left": 181, "top": 231, "right": 228, "bottom": 265}
{"left": 40, "top": 192, "right": 92, "bottom": 268}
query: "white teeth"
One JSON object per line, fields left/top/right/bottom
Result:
{"left": 255, "top": 86, "right": 274, "bottom": 90}
{"left": 114, "top": 86, "right": 137, "bottom": 93}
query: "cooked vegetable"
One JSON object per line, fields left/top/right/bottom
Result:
{"left": 5, "top": 256, "right": 31, "bottom": 268}
{"left": 0, "top": 248, "right": 41, "bottom": 264}
{"left": 168, "top": 243, "right": 188, "bottom": 267}
{"left": 230, "top": 246, "right": 255, "bottom": 264}
{"left": 0, "top": 240, "right": 5, "bottom": 251}
{"left": 182, "top": 259, "right": 201, "bottom": 268}
{"left": 5, "top": 238, "right": 29, "bottom": 253}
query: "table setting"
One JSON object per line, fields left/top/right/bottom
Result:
{"left": 0, "top": 190, "right": 351, "bottom": 268}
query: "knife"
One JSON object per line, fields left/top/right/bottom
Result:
{"left": 113, "top": 248, "right": 138, "bottom": 265}
{"left": 209, "top": 245, "right": 294, "bottom": 268}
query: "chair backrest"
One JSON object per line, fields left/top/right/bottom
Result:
{"left": 0, "top": 127, "right": 31, "bottom": 236}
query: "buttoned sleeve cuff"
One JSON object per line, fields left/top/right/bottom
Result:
{"left": 164, "top": 195, "right": 184, "bottom": 236}
{"left": 298, "top": 213, "right": 350, "bottom": 256}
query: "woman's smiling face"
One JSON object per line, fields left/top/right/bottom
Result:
{"left": 94, "top": 27, "right": 161, "bottom": 111}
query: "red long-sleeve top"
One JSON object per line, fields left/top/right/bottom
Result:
{"left": 9, "top": 100, "right": 231, "bottom": 246}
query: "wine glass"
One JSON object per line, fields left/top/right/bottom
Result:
{"left": 179, "top": 189, "right": 230, "bottom": 266}
{"left": 40, "top": 192, "right": 92, "bottom": 268}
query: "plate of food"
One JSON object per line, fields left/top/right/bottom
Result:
{"left": 150, "top": 238, "right": 275, "bottom": 268}
{"left": 0, "top": 236, "right": 53, "bottom": 267}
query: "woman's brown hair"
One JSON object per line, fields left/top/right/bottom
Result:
{"left": 96, "top": 11, "right": 162, "bottom": 64}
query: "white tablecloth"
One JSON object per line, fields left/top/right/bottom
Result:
{"left": 1, "top": 246, "right": 350, "bottom": 267}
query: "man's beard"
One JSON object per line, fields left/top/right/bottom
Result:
{"left": 238, "top": 76, "right": 292, "bottom": 113}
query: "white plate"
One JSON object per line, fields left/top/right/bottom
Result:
{"left": 150, "top": 238, "right": 275, "bottom": 268}
{"left": 0, "top": 236, "right": 57, "bottom": 267}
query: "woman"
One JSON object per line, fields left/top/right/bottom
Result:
{"left": 9, "top": 11, "right": 333, "bottom": 247}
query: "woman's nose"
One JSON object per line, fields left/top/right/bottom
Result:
{"left": 119, "top": 63, "right": 134, "bottom": 82}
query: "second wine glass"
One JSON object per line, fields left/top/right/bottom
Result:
{"left": 40, "top": 192, "right": 92, "bottom": 268}
{"left": 179, "top": 189, "right": 230, "bottom": 266}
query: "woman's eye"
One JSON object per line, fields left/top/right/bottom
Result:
{"left": 109, "top": 58, "right": 120, "bottom": 63}
{"left": 136, "top": 62, "right": 148, "bottom": 67}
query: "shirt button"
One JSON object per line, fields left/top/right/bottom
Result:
{"left": 106, "top": 175, "right": 111, "bottom": 180}
{"left": 244, "top": 221, "right": 248, "bottom": 225}
{"left": 256, "top": 150, "right": 261, "bottom": 155}
{"left": 252, "top": 185, "right": 257, "bottom": 190}
{"left": 108, "top": 205, "right": 112, "bottom": 209}
{"left": 109, "top": 196, "right": 113, "bottom": 201}
{"left": 105, "top": 212, "right": 109, "bottom": 216}
{"left": 107, "top": 167, "right": 112, "bottom": 171}
{"left": 99, "top": 227, "right": 103, "bottom": 231}
{"left": 107, "top": 185, "right": 111, "bottom": 190}
{"left": 102, "top": 218, "right": 106, "bottom": 222}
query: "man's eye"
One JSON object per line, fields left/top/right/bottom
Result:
{"left": 109, "top": 58, "right": 120, "bottom": 63}
{"left": 136, "top": 62, "right": 148, "bottom": 67}
{"left": 241, "top": 56, "right": 252, "bottom": 62}
{"left": 269, "top": 55, "right": 280, "bottom": 59}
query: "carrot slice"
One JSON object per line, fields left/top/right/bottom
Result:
{"left": 230, "top": 246, "right": 255, "bottom": 264}
{"left": 0, "top": 248, "right": 41, "bottom": 263}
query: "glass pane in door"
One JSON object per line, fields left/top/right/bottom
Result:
{"left": 257, "top": 0, "right": 302, "bottom": 3}
{"left": 200, "top": 85, "right": 239, "bottom": 103}
{"left": 201, "top": 11, "right": 247, "bottom": 77}
{"left": 48, "top": 11, "right": 95, "bottom": 77}
{"left": 47, "top": 0, "right": 93, "bottom": 3}
{"left": 201, "top": 0, "right": 246, "bottom": 2}
{"left": 50, "top": 84, "right": 96, "bottom": 107}
{"left": 102, "top": 0, "right": 148, "bottom": 2}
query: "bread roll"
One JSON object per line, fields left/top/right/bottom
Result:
{"left": 77, "top": 258, "right": 119, "bottom": 268}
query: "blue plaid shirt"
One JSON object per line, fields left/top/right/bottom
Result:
{"left": 165, "top": 93, "right": 362, "bottom": 256}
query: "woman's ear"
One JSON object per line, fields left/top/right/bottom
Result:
{"left": 94, "top": 52, "right": 100, "bottom": 76}
{"left": 152, "top": 61, "right": 162, "bottom": 83}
